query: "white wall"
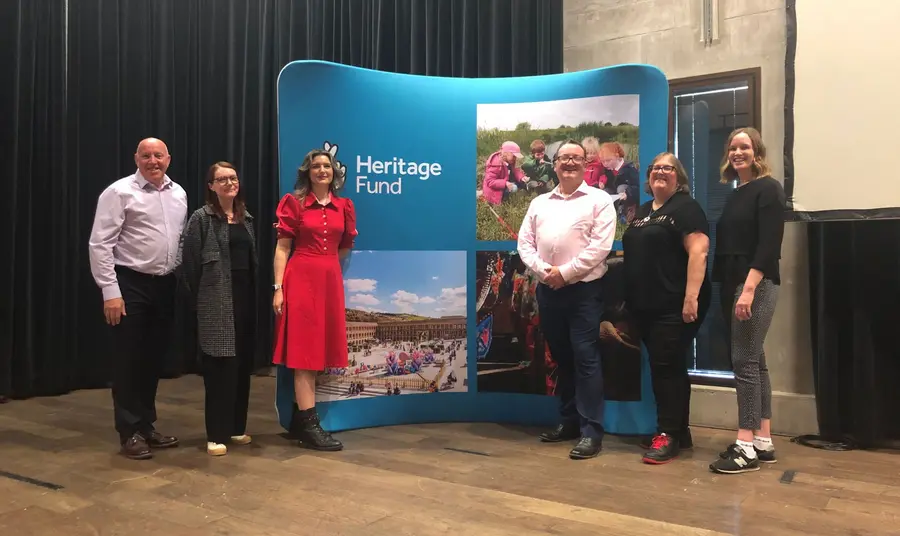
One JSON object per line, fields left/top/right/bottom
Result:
{"left": 791, "top": 0, "right": 900, "bottom": 212}
{"left": 564, "top": 0, "right": 817, "bottom": 435}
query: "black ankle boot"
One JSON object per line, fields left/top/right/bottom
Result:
{"left": 294, "top": 407, "right": 343, "bottom": 451}
{"left": 288, "top": 404, "right": 302, "bottom": 438}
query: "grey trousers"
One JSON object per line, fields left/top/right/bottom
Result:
{"left": 723, "top": 279, "right": 779, "bottom": 431}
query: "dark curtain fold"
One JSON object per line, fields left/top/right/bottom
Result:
{"left": 1, "top": 0, "right": 563, "bottom": 398}
{"left": 808, "top": 220, "right": 900, "bottom": 448}
{"left": 1, "top": 0, "right": 71, "bottom": 397}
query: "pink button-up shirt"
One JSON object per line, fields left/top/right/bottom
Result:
{"left": 517, "top": 180, "right": 617, "bottom": 284}
{"left": 88, "top": 171, "right": 188, "bottom": 300}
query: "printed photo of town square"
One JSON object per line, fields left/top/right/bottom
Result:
{"left": 315, "top": 250, "right": 468, "bottom": 401}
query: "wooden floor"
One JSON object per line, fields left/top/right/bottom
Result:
{"left": 1, "top": 376, "right": 899, "bottom": 536}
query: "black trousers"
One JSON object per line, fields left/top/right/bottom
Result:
{"left": 110, "top": 266, "right": 176, "bottom": 443}
{"left": 536, "top": 278, "right": 605, "bottom": 439}
{"left": 202, "top": 269, "right": 255, "bottom": 444}
{"left": 634, "top": 307, "right": 706, "bottom": 436}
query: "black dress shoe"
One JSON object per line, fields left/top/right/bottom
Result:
{"left": 146, "top": 431, "right": 179, "bottom": 448}
{"left": 540, "top": 423, "right": 580, "bottom": 443}
{"left": 569, "top": 437, "right": 602, "bottom": 459}
{"left": 121, "top": 433, "right": 153, "bottom": 460}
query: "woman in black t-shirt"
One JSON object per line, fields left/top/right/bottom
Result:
{"left": 622, "top": 152, "right": 711, "bottom": 465}
{"left": 180, "top": 162, "right": 258, "bottom": 457}
{"left": 708, "top": 127, "right": 786, "bottom": 475}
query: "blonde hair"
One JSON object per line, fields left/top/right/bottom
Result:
{"left": 719, "top": 127, "right": 771, "bottom": 183}
{"left": 582, "top": 136, "right": 600, "bottom": 156}
{"left": 294, "top": 149, "right": 346, "bottom": 198}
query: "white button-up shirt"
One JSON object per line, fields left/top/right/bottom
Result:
{"left": 517, "top": 180, "right": 617, "bottom": 284}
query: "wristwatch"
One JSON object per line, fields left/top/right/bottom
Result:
{"left": 272, "top": 284, "right": 283, "bottom": 291}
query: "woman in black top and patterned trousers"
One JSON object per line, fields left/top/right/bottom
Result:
{"left": 708, "top": 128, "right": 786, "bottom": 475}
{"left": 622, "top": 152, "right": 711, "bottom": 465}
{"left": 180, "top": 161, "right": 258, "bottom": 457}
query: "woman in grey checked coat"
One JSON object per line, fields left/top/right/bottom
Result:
{"left": 180, "top": 161, "right": 258, "bottom": 456}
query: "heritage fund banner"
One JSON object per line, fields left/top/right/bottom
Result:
{"left": 275, "top": 60, "right": 668, "bottom": 435}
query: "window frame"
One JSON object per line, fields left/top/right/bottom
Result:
{"left": 667, "top": 67, "right": 762, "bottom": 153}
{"left": 687, "top": 371, "right": 738, "bottom": 388}
{"left": 666, "top": 68, "right": 762, "bottom": 387}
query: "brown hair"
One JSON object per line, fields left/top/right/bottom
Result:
{"left": 719, "top": 127, "right": 771, "bottom": 183}
{"left": 294, "top": 149, "right": 346, "bottom": 199}
{"left": 644, "top": 153, "right": 691, "bottom": 195}
{"left": 205, "top": 161, "right": 247, "bottom": 222}
{"left": 530, "top": 139, "right": 546, "bottom": 153}
{"left": 552, "top": 138, "right": 587, "bottom": 160}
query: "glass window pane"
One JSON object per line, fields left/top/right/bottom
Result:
{"left": 670, "top": 77, "right": 756, "bottom": 381}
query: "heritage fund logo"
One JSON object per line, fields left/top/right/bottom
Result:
{"left": 321, "top": 141, "right": 443, "bottom": 195}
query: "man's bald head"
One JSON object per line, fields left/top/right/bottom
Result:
{"left": 134, "top": 138, "right": 172, "bottom": 185}
{"left": 136, "top": 137, "right": 169, "bottom": 155}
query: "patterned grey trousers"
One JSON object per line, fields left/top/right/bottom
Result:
{"left": 725, "top": 279, "right": 779, "bottom": 431}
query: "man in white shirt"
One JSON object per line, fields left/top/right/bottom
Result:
{"left": 517, "top": 138, "right": 617, "bottom": 459}
{"left": 88, "top": 138, "right": 188, "bottom": 460}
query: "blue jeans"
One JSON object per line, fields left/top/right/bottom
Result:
{"left": 537, "top": 278, "right": 605, "bottom": 439}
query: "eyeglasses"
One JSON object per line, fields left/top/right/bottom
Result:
{"left": 556, "top": 155, "right": 585, "bottom": 164}
{"left": 649, "top": 165, "right": 675, "bottom": 173}
{"left": 212, "top": 175, "right": 239, "bottom": 185}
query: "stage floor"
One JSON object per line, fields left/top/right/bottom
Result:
{"left": 1, "top": 375, "right": 898, "bottom": 535}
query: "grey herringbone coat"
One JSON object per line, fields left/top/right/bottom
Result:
{"left": 179, "top": 205, "right": 258, "bottom": 357}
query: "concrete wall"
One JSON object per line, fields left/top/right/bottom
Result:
{"left": 564, "top": 0, "right": 817, "bottom": 436}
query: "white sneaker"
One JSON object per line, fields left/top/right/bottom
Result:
{"left": 207, "top": 442, "right": 227, "bottom": 456}
{"left": 230, "top": 435, "right": 252, "bottom": 445}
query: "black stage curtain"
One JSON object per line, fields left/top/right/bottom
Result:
{"left": 808, "top": 220, "right": 900, "bottom": 449}
{"left": 1, "top": 0, "right": 564, "bottom": 399}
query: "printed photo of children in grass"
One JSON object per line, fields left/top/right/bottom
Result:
{"left": 475, "top": 95, "right": 640, "bottom": 242}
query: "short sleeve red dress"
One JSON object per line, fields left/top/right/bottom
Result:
{"left": 272, "top": 192, "right": 357, "bottom": 370}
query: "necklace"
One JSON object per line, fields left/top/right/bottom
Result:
{"left": 644, "top": 194, "right": 673, "bottom": 222}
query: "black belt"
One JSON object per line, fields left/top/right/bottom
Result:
{"left": 115, "top": 265, "right": 174, "bottom": 278}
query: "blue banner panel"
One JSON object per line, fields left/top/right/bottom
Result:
{"left": 275, "top": 61, "right": 668, "bottom": 436}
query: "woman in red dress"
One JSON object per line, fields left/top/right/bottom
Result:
{"left": 272, "top": 148, "right": 357, "bottom": 451}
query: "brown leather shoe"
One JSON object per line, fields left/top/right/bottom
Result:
{"left": 146, "top": 431, "right": 179, "bottom": 448}
{"left": 121, "top": 433, "right": 152, "bottom": 460}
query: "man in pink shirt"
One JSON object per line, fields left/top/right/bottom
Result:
{"left": 517, "top": 138, "right": 617, "bottom": 460}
